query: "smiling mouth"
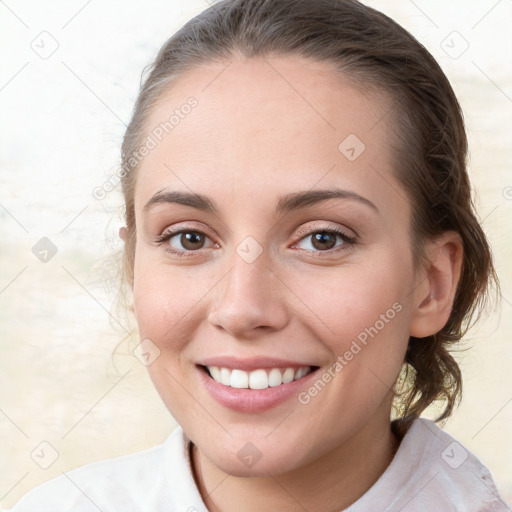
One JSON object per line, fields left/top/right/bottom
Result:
{"left": 200, "top": 365, "right": 319, "bottom": 390}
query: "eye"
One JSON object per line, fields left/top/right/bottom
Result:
{"left": 294, "top": 226, "right": 355, "bottom": 253}
{"left": 154, "top": 224, "right": 355, "bottom": 258}
{"left": 155, "top": 228, "right": 216, "bottom": 256}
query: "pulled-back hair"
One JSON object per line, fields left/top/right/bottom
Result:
{"left": 119, "top": 0, "right": 499, "bottom": 435}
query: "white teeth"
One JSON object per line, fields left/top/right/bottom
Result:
{"left": 209, "top": 366, "right": 221, "bottom": 382}
{"left": 282, "top": 368, "right": 295, "bottom": 384}
{"left": 294, "top": 367, "right": 309, "bottom": 380}
{"left": 268, "top": 368, "right": 282, "bottom": 387}
{"left": 230, "top": 369, "right": 249, "bottom": 389}
{"left": 206, "top": 365, "right": 312, "bottom": 389}
{"left": 249, "top": 369, "right": 268, "bottom": 389}
{"left": 220, "top": 367, "right": 231, "bottom": 386}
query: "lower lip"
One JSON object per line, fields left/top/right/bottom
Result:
{"left": 197, "top": 366, "right": 319, "bottom": 413}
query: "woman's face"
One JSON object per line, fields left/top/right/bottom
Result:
{"left": 132, "top": 55, "right": 420, "bottom": 475}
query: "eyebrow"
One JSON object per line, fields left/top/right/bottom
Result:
{"left": 143, "top": 187, "right": 379, "bottom": 215}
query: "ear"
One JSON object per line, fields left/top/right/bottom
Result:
{"left": 409, "top": 231, "right": 463, "bottom": 338}
{"left": 119, "top": 226, "right": 127, "bottom": 241}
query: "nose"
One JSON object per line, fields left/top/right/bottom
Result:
{"left": 208, "top": 249, "right": 289, "bottom": 339}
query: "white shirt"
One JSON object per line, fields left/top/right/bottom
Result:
{"left": 9, "top": 418, "right": 509, "bottom": 512}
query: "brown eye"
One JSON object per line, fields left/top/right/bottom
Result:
{"left": 156, "top": 228, "right": 216, "bottom": 255}
{"left": 178, "top": 231, "right": 206, "bottom": 250}
{"left": 294, "top": 227, "right": 355, "bottom": 255}
{"left": 310, "top": 232, "right": 337, "bottom": 251}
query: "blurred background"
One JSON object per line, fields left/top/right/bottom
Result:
{"left": 0, "top": 0, "right": 511, "bottom": 508}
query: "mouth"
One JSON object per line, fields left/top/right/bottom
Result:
{"left": 199, "top": 364, "right": 320, "bottom": 390}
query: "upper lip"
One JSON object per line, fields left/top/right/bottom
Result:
{"left": 198, "top": 356, "right": 318, "bottom": 371}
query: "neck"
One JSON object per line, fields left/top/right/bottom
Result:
{"left": 191, "top": 413, "right": 400, "bottom": 512}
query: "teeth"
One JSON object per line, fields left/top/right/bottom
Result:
{"left": 249, "top": 369, "right": 268, "bottom": 389}
{"left": 209, "top": 366, "right": 221, "bottom": 382}
{"left": 268, "top": 368, "right": 282, "bottom": 387}
{"left": 206, "top": 365, "right": 312, "bottom": 389}
{"left": 295, "top": 367, "right": 309, "bottom": 380}
{"left": 230, "top": 369, "right": 249, "bottom": 389}
{"left": 220, "top": 367, "right": 231, "bottom": 386}
{"left": 282, "top": 368, "right": 295, "bottom": 384}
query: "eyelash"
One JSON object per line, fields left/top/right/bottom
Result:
{"left": 154, "top": 225, "right": 356, "bottom": 258}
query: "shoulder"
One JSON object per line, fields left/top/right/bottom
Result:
{"left": 8, "top": 426, "right": 205, "bottom": 512}
{"left": 348, "top": 418, "right": 509, "bottom": 512}
{"left": 404, "top": 418, "right": 508, "bottom": 510}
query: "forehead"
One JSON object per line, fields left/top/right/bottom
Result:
{"left": 134, "top": 55, "right": 400, "bottom": 213}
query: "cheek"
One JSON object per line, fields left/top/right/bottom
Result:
{"left": 133, "top": 249, "right": 218, "bottom": 353}
{"left": 288, "top": 256, "right": 412, "bottom": 391}
{"left": 131, "top": 260, "right": 211, "bottom": 419}
{"left": 293, "top": 266, "right": 411, "bottom": 423}
{"left": 132, "top": 256, "right": 207, "bottom": 349}
{"left": 290, "top": 260, "right": 408, "bottom": 339}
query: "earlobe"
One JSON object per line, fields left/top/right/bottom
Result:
{"left": 119, "top": 226, "right": 127, "bottom": 241}
{"left": 409, "top": 232, "right": 463, "bottom": 338}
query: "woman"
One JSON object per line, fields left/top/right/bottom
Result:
{"left": 10, "top": 0, "right": 508, "bottom": 510}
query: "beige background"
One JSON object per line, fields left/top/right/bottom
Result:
{"left": 1, "top": 0, "right": 511, "bottom": 508}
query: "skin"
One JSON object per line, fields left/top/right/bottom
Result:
{"left": 128, "top": 55, "right": 463, "bottom": 511}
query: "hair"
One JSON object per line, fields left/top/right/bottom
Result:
{"left": 118, "top": 0, "right": 499, "bottom": 436}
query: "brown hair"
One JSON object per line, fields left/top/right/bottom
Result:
{"left": 119, "top": 0, "right": 499, "bottom": 435}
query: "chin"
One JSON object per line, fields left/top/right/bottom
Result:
{"left": 202, "top": 441, "right": 307, "bottom": 478}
